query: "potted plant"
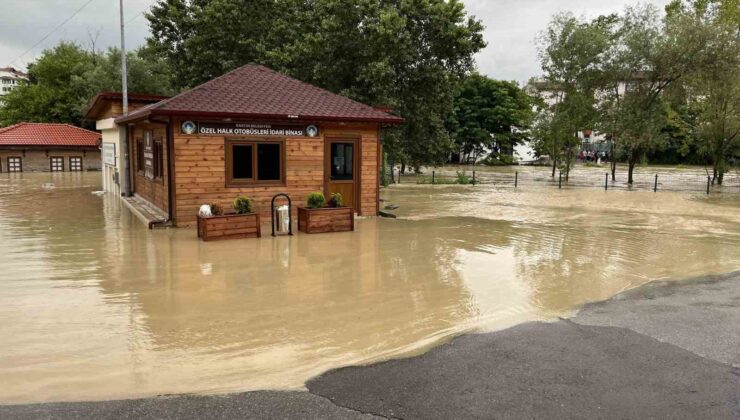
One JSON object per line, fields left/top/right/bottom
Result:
{"left": 197, "top": 196, "right": 261, "bottom": 241}
{"left": 297, "top": 192, "right": 354, "bottom": 234}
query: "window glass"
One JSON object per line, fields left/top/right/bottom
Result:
{"left": 232, "top": 145, "right": 253, "bottom": 179}
{"left": 137, "top": 139, "right": 144, "bottom": 172}
{"left": 257, "top": 143, "right": 281, "bottom": 181}
{"left": 330, "top": 143, "right": 354, "bottom": 180}
{"left": 153, "top": 141, "right": 163, "bottom": 179}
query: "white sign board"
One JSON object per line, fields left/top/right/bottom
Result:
{"left": 103, "top": 142, "right": 116, "bottom": 166}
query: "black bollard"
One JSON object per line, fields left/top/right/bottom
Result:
{"left": 432, "top": 170, "right": 435, "bottom": 184}
{"left": 515, "top": 171, "right": 518, "bottom": 188}
{"left": 605, "top": 173, "right": 608, "bottom": 190}
{"left": 707, "top": 176, "right": 711, "bottom": 195}
{"left": 472, "top": 170, "right": 476, "bottom": 185}
{"left": 559, "top": 171, "right": 562, "bottom": 189}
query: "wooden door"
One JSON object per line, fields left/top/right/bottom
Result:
{"left": 325, "top": 139, "right": 358, "bottom": 211}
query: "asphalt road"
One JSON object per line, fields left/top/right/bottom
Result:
{"left": 3, "top": 271, "right": 739, "bottom": 419}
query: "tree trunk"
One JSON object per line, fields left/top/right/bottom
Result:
{"left": 627, "top": 150, "right": 638, "bottom": 185}
{"left": 610, "top": 141, "right": 616, "bottom": 181}
{"left": 400, "top": 162, "right": 406, "bottom": 175}
{"left": 551, "top": 159, "right": 557, "bottom": 177}
{"left": 714, "top": 154, "right": 725, "bottom": 186}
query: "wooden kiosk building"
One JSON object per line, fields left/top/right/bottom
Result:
{"left": 115, "top": 64, "right": 402, "bottom": 227}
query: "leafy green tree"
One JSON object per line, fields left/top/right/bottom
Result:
{"left": 145, "top": 0, "right": 288, "bottom": 88}
{"left": 145, "top": 0, "right": 485, "bottom": 167}
{"left": 535, "top": 13, "right": 614, "bottom": 178}
{"left": 598, "top": 5, "right": 711, "bottom": 183}
{"left": 447, "top": 74, "right": 534, "bottom": 164}
{"left": 668, "top": 0, "right": 740, "bottom": 184}
{"left": 0, "top": 42, "right": 174, "bottom": 127}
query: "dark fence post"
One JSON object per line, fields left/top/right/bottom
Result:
{"left": 707, "top": 176, "right": 711, "bottom": 195}
{"left": 558, "top": 171, "right": 562, "bottom": 189}
{"left": 654, "top": 174, "right": 658, "bottom": 192}
{"left": 605, "top": 173, "right": 608, "bottom": 191}
{"left": 515, "top": 171, "right": 518, "bottom": 188}
{"left": 472, "top": 170, "right": 476, "bottom": 185}
{"left": 432, "top": 170, "right": 435, "bottom": 185}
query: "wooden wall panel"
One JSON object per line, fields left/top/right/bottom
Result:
{"left": 173, "top": 133, "right": 323, "bottom": 227}
{"left": 130, "top": 123, "right": 169, "bottom": 213}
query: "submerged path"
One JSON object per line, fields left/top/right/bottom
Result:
{"left": 3, "top": 271, "right": 739, "bottom": 419}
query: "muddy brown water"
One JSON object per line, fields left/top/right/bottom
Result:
{"left": 1, "top": 172, "right": 738, "bottom": 404}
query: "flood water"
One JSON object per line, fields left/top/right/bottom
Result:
{"left": 1, "top": 172, "right": 738, "bottom": 404}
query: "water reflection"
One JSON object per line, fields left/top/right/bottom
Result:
{"left": 0, "top": 174, "right": 738, "bottom": 404}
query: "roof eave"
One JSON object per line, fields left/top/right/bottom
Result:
{"left": 115, "top": 110, "right": 152, "bottom": 125}
{"left": 116, "top": 109, "right": 404, "bottom": 125}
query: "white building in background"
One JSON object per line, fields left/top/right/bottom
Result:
{"left": 0, "top": 67, "right": 28, "bottom": 98}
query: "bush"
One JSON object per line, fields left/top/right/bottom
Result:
{"left": 456, "top": 171, "right": 472, "bottom": 184}
{"left": 306, "top": 192, "right": 326, "bottom": 209}
{"left": 210, "top": 203, "right": 224, "bottom": 216}
{"left": 329, "top": 192, "right": 343, "bottom": 207}
{"left": 233, "top": 196, "right": 253, "bottom": 214}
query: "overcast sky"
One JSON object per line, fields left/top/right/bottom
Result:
{"left": 1, "top": 0, "right": 672, "bottom": 83}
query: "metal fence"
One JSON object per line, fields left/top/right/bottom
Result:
{"left": 387, "top": 166, "right": 740, "bottom": 194}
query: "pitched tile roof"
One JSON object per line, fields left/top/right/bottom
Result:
{"left": 0, "top": 123, "right": 101, "bottom": 147}
{"left": 116, "top": 64, "right": 403, "bottom": 124}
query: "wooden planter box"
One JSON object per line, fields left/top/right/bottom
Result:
{"left": 197, "top": 213, "right": 261, "bottom": 241}
{"left": 297, "top": 206, "right": 354, "bottom": 234}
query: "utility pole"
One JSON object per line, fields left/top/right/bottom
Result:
{"left": 119, "top": 0, "right": 128, "bottom": 115}
{"left": 119, "top": 0, "right": 131, "bottom": 196}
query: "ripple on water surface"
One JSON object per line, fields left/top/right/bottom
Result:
{"left": 0, "top": 173, "right": 738, "bottom": 404}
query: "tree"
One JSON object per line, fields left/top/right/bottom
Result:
{"left": 535, "top": 13, "right": 615, "bottom": 179}
{"left": 447, "top": 74, "right": 534, "bottom": 164}
{"left": 598, "top": 5, "right": 710, "bottom": 184}
{"left": 669, "top": 0, "right": 740, "bottom": 184}
{"left": 0, "top": 42, "right": 174, "bottom": 127}
{"left": 145, "top": 0, "right": 486, "bottom": 168}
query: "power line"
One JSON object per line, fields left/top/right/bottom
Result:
{"left": 6, "top": 0, "right": 98, "bottom": 67}
{"left": 125, "top": 10, "right": 145, "bottom": 26}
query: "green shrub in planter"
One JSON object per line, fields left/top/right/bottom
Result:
{"left": 306, "top": 192, "right": 326, "bottom": 209}
{"left": 233, "top": 196, "right": 254, "bottom": 214}
{"left": 329, "top": 192, "right": 343, "bottom": 207}
{"left": 210, "top": 203, "right": 224, "bottom": 216}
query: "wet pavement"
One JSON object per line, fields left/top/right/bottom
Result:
{"left": 0, "top": 172, "right": 739, "bottom": 406}
{"left": 3, "top": 271, "right": 739, "bottom": 419}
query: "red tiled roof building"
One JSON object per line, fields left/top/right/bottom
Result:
{"left": 0, "top": 123, "right": 101, "bottom": 173}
